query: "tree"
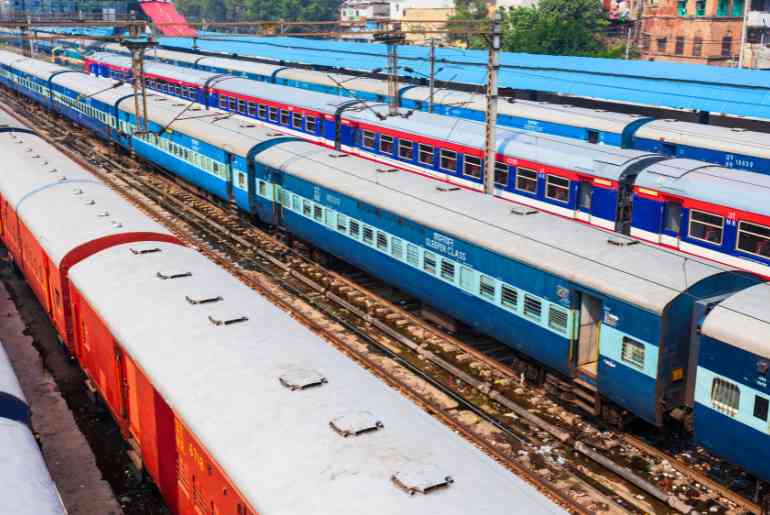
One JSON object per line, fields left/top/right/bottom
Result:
{"left": 501, "top": 0, "right": 610, "bottom": 56}
{"left": 447, "top": 0, "right": 488, "bottom": 48}
{"left": 177, "top": 0, "right": 341, "bottom": 23}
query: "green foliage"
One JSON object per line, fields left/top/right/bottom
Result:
{"left": 447, "top": 0, "right": 488, "bottom": 48}
{"left": 501, "top": 0, "right": 612, "bottom": 56}
{"left": 177, "top": 0, "right": 340, "bottom": 23}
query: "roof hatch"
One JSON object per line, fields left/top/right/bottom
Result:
{"left": 208, "top": 314, "right": 248, "bottom": 326}
{"left": 391, "top": 464, "right": 454, "bottom": 496}
{"left": 607, "top": 237, "right": 639, "bottom": 247}
{"left": 436, "top": 185, "right": 460, "bottom": 192}
{"left": 279, "top": 368, "right": 327, "bottom": 391}
{"left": 157, "top": 270, "right": 192, "bottom": 280}
{"left": 130, "top": 246, "right": 161, "bottom": 255}
{"left": 329, "top": 411, "right": 383, "bottom": 437}
{"left": 186, "top": 294, "right": 223, "bottom": 305}
{"left": 510, "top": 206, "right": 538, "bottom": 216}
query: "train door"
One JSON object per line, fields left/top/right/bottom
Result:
{"left": 577, "top": 181, "right": 593, "bottom": 224}
{"left": 575, "top": 293, "right": 602, "bottom": 378}
{"left": 615, "top": 180, "right": 635, "bottom": 234}
{"left": 661, "top": 201, "right": 683, "bottom": 248}
{"left": 271, "top": 171, "right": 283, "bottom": 225}
{"left": 117, "top": 351, "right": 142, "bottom": 440}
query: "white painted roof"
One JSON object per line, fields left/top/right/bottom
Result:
{"left": 701, "top": 282, "right": 770, "bottom": 359}
{"left": 69, "top": 242, "right": 565, "bottom": 515}
{"left": 0, "top": 344, "right": 67, "bottom": 515}
{"left": 635, "top": 159, "right": 770, "bottom": 217}
{"left": 0, "top": 111, "right": 173, "bottom": 265}
{"left": 258, "top": 140, "right": 728, "bottom": 314}
{"left": 635, "top": 119, "right": 770, "bottom": 160}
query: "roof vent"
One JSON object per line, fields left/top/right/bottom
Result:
{"left": 510, "top": 206, "right": 538, "bottom": 216}
{"left": 330, "top": 412, "right": 384, "bottom": 438}
{"left": 208, "top": 314, "right": 248, "bottom": 326}
{"left": 377, "top": 167, "right": 398, "bottom": 174}
{"left": 72, "top": 188, "right": 83, "bottom": 195}
{"left": 42, "top": 160, "right": 49, "bottom": 166}
{"left": 173, "top": 103, "right": 186, "bottom": 107}
{"left": 607, "top": 237, "right": 639, "bottom": 247}
{"left": 111, "top": 221, "right": 123, "bottom": 228}
{"left": 98, "top": 211, "right": 110, "bottom": 217}
{"left": 329, "top": 152, "right": 349, "bottom": 158}
{"left": 31, "top": 153, "right": 40, "bottom": 159}
{"left": 57, "top": 176, "right": 67, "bottom": 181}
{"left": 155, "top": 97, "right": 168, "bottom": 102}
{"left": 239, "top": 124, "right": 256, "bottom": 128}
{"left": 130, "top": 246, "right": 161, "bottom": 255}
{"left": 279, "top": 368, "right": 327, "bottom": 391}
{"left": 48, "top": 168, "right": 58, "bottom": 173}
{"left": 83, "top": 199, "right": 95, "bottom": 206}
{"left": 267, "top": 131, "right": 283, "bottom": 137}
{"left": 185, "top": 294, "right": 223, "bottom": 305}
{"left": 731, "top": 127, "right": 748, "bottom": 132}
{"left": 26, "top": 147, "right": 33, "bottom": 152}
{"left": 391, "top": 464, "right": 454, "bottom": 496}
{"left": 435, "top": 185, "right": 460, "bottom": 192}
{"left": 157, "top": 271, "right": 192, "bottom": 280}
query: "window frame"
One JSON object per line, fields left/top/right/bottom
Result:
{"left": 515, "top": 167, "right": 539, "bottom": 194}
{"left": 463, "top": 155, "right": 482, "bottom": 179}
{"left": 380, "top": 134, "right": 394, "bottom": 155}
{"left": 440, "top": 149, "right": 458, "bottom": 172}
{"left": 545, "top": 174, "right": 570, "bottom": 204}
{"left": 711, "top": 377, "right": 740, "bottom": 417}
{"left": 688, "top": 209, "right": 725, "bottom": 246}
{"left": 292, "top": 112, "right": 303, "bottom": 130}
{"left": 398, "top": 139, "right": 414, "bottom": 161}
{"left": 362, "top": 129, "right": 376, "bottom": 150}
{"left": 268, "top": 106, "right": 278, "bottom": 123}
{"left": 736, "top": 220, "right": 770, "bottom": 260}
{"left": 620, "top": 337, "right": 645, "bottom": 370}
{"left": 418, "top": 143, "right": 434, "bottom": 166}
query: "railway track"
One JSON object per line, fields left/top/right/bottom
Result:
{"left": 0, "top": 87, "right": 763, "bottom": 515}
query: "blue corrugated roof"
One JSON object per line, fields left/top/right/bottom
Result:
{"left": 158, "top": 34, "right": 770, "bottom": 120}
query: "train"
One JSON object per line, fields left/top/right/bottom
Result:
{"left": 0, "top": 100, "right": 560, "bottom": 515}
{"left": 83, "top": 51, "right": 770, "bottom": 279}
{"left": 1, "top": 49, "right": 769, "bottom": 486}
{"left": 96, "top": 42, "right": 770, "bottom": 175}
{"left": 0, "top": 342, "right": 67, "bottom": 514}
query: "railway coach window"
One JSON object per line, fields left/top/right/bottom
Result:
{"left": 500, "top": 285, "right": 518, "bottom": 310}
{"left": 218, "top": 96, "right": 228, "bottom": 109}
{"left": 337, "top": 214, "right": 348, "bottom": 233}
{"left": 495, "top": 161, "right": 509, "bottom": 186}
{"left": 459, "top": 267, "right": 474, "bottom": 291}
{"left": 280, "top": 110, "right": 290, "bottom": 126}
{"left": 548, "top": 306, "right": 569, "bottom": 334}
{"left": 754, "top": 396, "right": 769, "bottom": 421}
{"left": 362, "top": 130, "right": 376, "bottom": 149}
{"left": 269, "top": 107, "right": 278, "bottom": 123}
{"left": 302, "top": 200, "right": 312, "bottom": 217}
{"left": 423, "top": 251, "right": 437, "bottom": 274}
{"left": 376, "top": 231, "right": 388, "bottom": 251}
{"left": 463, "top": 156, "right": 482, "bottom": 179}
{"left": 664, "top": 202, "right": 682, "bottom": 234}
{"left": 689, "top": 210, "right": 724, "bottom": 246}
{"left": 293, "top": 113, "right": 303, "bottom": 129}
{"left": 238, "top": 100, "right": 247, "bottom": 114}
{"left": 523, "top": 295, "right": 542, "bottom": 321}
{"left": 737, "top": 221, "right": 770, "bottom": 259}
{"left": 711, "top": 378, "right": 740, "bottom": 417}
{"left": 363, "top": 226, "right": 375, "bottom": 245}
{"left": 440, "top": 259, "right": 455, "bottom": 281}
{"left": 419, "top": 144, "right": 434, "bottom": 166}
{"left": 248, "top": 102, "right": 257, "bottom": 116}
{"left": 305, "top": 117, "right": 318, "bottom": 133}
{"left": 479, "top": 275, "right": 496, "bottom": 300}
{"left": 406, "top": 243, "right": 420, "bottom": 266}
{"left": 621, "top": 337, "right": 645, "bottom": 370}
{"left": 349, "top": 220, "right": 361, "bottom": 239}
{"left": 515, "top": 168, "right": 538, "bottom": 194}
{"left": 258, "top": 105, "right": 267, "bottom": 119}
{"left": 440, "top": 149, "right": 457, "bottom": 172}
{"left": 391, "top": 237, "right": 404, "bottom": 260}
{"left": 229, "top": 97, "right": 237, "bottom": 111}
{"left": 546, "top": 175, "right": 570, "bottom": 203}
{"left": 399, "top": 140, "right": 414, "bottom": 161}
{"left": 314, "top": 205, "right": 323, "bottom": 222}
{"left": 380, "top": 135, "right": 394, "bottom": 155}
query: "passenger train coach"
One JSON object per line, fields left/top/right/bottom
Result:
{"left": 0, "top": 343, "right": 67, "bottom": 515}
{"left": 2, "top": 49, "right": 770, "bottom": 486}
{"left": 95, "top": 43, "right": 770, "bottom": 175}
{"left": 81, "top": 51, "right": 770, "bottom": 279}
{"left": 0, "top": 87, "right": 562, "bottom": 515}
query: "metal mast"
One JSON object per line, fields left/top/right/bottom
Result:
{"left": 123, "top": 24, "right": 156, "bottom": 134}
{"left": 483, "top": 11, "right": 502, "bottom": 195}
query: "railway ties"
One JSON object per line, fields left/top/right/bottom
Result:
{"left": 1, "top": 86, "right": 764, "bottom": 515}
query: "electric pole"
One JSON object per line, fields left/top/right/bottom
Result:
{"left": 124, "top": 24, "right": 156, "bottom": 134}
{"left": 483, "top": 11, "right": 502, "bottom": 195}
{"left": 374, "top": 25, "right": 406, "bottom": 117}
{"left": 738, "top": 0, "right": 750, "bottom": 68}
{"left": 429, "top": 38, "right": 436, "bottom": 113}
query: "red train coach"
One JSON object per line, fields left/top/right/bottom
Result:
{"left": 0, "top": 122, "right": 179, "bottom": 348}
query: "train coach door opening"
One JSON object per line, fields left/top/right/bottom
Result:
{"left": 662, "top": 201, "right": 682, "bottom": 248}
{"left": 576, "top": 293, "right": 602, "bottom": 378}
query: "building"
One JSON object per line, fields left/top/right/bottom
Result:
{"left": 401, "top": 6, "right": 455, "bottom": 44}
{"left": 2, "top": 0, "right": 130, "bottom": 19}
{"left": 339, "top": 0, "right": 390, "bottom": 22}
{"left": 639, "top": 0, "right": 770, "bottom": 67}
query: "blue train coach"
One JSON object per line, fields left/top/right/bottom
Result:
{"left": 695, "top": 283, "right": 770, "bottom": 483}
